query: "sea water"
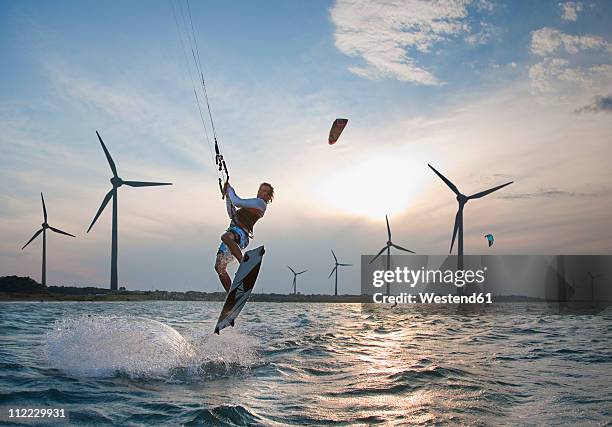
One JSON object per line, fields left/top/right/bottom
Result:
{"left": 0, "top": 301, "right": 610, "bottom": 425}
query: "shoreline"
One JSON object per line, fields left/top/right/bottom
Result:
{"left": 0, "top": 291, "right": 574, "bottom": 304}
{"left": 0, "top": 291, "right": 366, "bottom": 303}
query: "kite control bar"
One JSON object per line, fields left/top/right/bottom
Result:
{"left": 215, "top": 138, "right": 229, "bottom": 198}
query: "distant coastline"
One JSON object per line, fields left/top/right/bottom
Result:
{"left": 0, "top": 275, "right": 557, "bottom": 303}
{"left": 0, "top": 275, "right": 367, "bottom": 302}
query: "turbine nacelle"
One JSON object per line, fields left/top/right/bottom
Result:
{"left": 42, "top": 222, "right": 49, "bottom": 229}
{"left": 457, "top": 194, "right": 468, "bottom": 204}
{"left": 110, "top": 176, "right": 123, "bottom": 187}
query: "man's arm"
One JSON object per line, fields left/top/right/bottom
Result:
{"left": 225, "top": 195, "right": 236, "bottom": 219}
{"left": 226, "top": 186, "right": 266, "bottom": 212}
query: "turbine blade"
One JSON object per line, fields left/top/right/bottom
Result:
{"left": 450, "top": 208, "right": 461, "bottom": 254}
{"left": 49, "top": 226, "right": 76, "bottom": 238}
{"left": 331, "top": 249, "right": 338, "bottom": 262}
{"left": 123, "top": 181, "right": 172, "bottom": 187}
{"left": 287, "top": 266, "right": 296, "bottom": 274}
{"left": 386, "top": 215, "right": 391, "bottom": 240}
{"left": 328, "top": 267, "right": 337, "bottom": 279}
{"left": 339, "top": 263, "right": 352, "bottom": 266}
{"left": 96, "top": 131, "right": 118, "bottom": 178}
{"left": 428, "top": 164, "right": 460, "bottom": 195}
{"left": 391, "top": 243, "right": 415, "bottom": 254}
{"left": 297, "top": 270, "right": 308, "bottom": 275}
{"left": 369, "top": 246, "right": 387, "bottom": 264}
{"left": 41, "top": 192, "right": 47, "bottom": 222}
{"left": 87, "top": 189, "right": 113, "bottom": 232}
{"left": 468, "top": 181, "right": 513, "bottom": 199}
{"left": 22, "top": 228, "right": 43, "bottom": 250}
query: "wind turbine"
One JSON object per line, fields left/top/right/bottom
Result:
{"left": 587, "top": 271, "right": 604, "bottom": 301}
{"left": 287, "top": 266, "right": 308, "bottom": 295}
{"left": 370, "top": 215, "right": 415, "bottom": 295}
{"left": 329, "top": 249, "right": 351, "bottom": 296}
{"left": 428, "top": 164, "right": 512, "bottom": 271}
{"left": 87, "top": 131, "right": 172, "bottom": 290}
{"left": 22, "top": 193, "right": 75, "bottom": 286}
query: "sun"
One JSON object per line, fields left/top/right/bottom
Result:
{"left": 316, "top": 152, "right": 428, "bottom": 220}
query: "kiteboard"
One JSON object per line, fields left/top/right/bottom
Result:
{"left": 214, "top": 245, "right": 265, "bottom": 334}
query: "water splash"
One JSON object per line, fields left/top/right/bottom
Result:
{"left": 45, "top": 315, "right": 258, "bottom": 379}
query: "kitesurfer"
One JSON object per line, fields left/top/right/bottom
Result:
{"left": 214, "top": 181, "right": 274, "bottom": 291}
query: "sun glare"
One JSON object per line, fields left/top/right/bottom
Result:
{"left": 317, "top": 153, "right": 428, "bottom": 220}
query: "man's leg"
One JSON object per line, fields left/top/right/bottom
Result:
{"left": 214, "top": 254, "right": 232, "bottom": 292}
{"left": 221, "top": 231, "right": 244, "bottom": 263}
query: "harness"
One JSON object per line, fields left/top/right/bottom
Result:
{"left": 232, "top": 207, "right": 263, "bottom": 239}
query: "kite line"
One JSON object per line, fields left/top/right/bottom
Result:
{"left": 171, "top": 0, "right": 229, "bottom": 196}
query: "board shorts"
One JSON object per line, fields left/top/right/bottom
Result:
{"left": 216, "top": 224, "right": 250, "bottom": 266}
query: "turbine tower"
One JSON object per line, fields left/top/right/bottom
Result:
{"left": 587, "top": 271, "right": 604, "bottom": 301}
{"left": 287, "top": 266, "right": 307, "bottom": 295}
{"left": 22, "top": 193, "right": 75, "bottom": 286}
{"left": 370, "top": 215, "right": 415, "bottom": 296}
{"left": 87, "top": 131, "right": 172, "bottom": 290}
{"left": 428, "top": 164, "right": 512, "bottom": 270}
{"left": 329, "top": 249, "right": 351, "bottom": 296}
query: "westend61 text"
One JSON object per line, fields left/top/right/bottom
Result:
{"left": 371, "top": 267, "right": 487, "bottom": 288}
{"left": 372, "top": 292, "right": 493, "bottom": 304}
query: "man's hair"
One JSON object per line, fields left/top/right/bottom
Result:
{"left": 260, "top": 182, "right": 274, "bottom": 203}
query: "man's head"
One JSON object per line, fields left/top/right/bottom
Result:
{"left": 258, "top": 182, "right": 274, "bottom": 204}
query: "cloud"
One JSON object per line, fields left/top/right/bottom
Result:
{"left": 498, "top": 188, "right": 603, "bottom": 200}
{"left": 476, "top": 0, "right": 495, "bottom": 12}
{"left": 575, "top": 94, "right": 612, "bottom": 113}
{"left": 529, "top": 59, "right": 612, "bottom": 93}
{"left": 530, "top": 27, "right": 608, "bottom": 56}
{"left": 559, "top": 1, "right": 584, "bottom": 21}
{"left": 528, "top": 58, "right": 569, "bottom": 92}
{"left": 464, "top": 21, "right": 500, "bottom": 45}
{"left": 45, "top": 62, "right": 210, "bottom": 169}
{"left": 528, "top": 25, "right": 612, "bottom": 94}
{"left": 330, "top": 0, "right": 478, "bottom": 85}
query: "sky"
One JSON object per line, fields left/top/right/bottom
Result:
{"left": 1, "top": 0, "right": 611, "bottom": 293}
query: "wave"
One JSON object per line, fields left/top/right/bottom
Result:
{"left": 45, "top": 315, "right": 259, "bottom": 379}
{"left": 184, "top": 405, "right": 263, "bottom": 426}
